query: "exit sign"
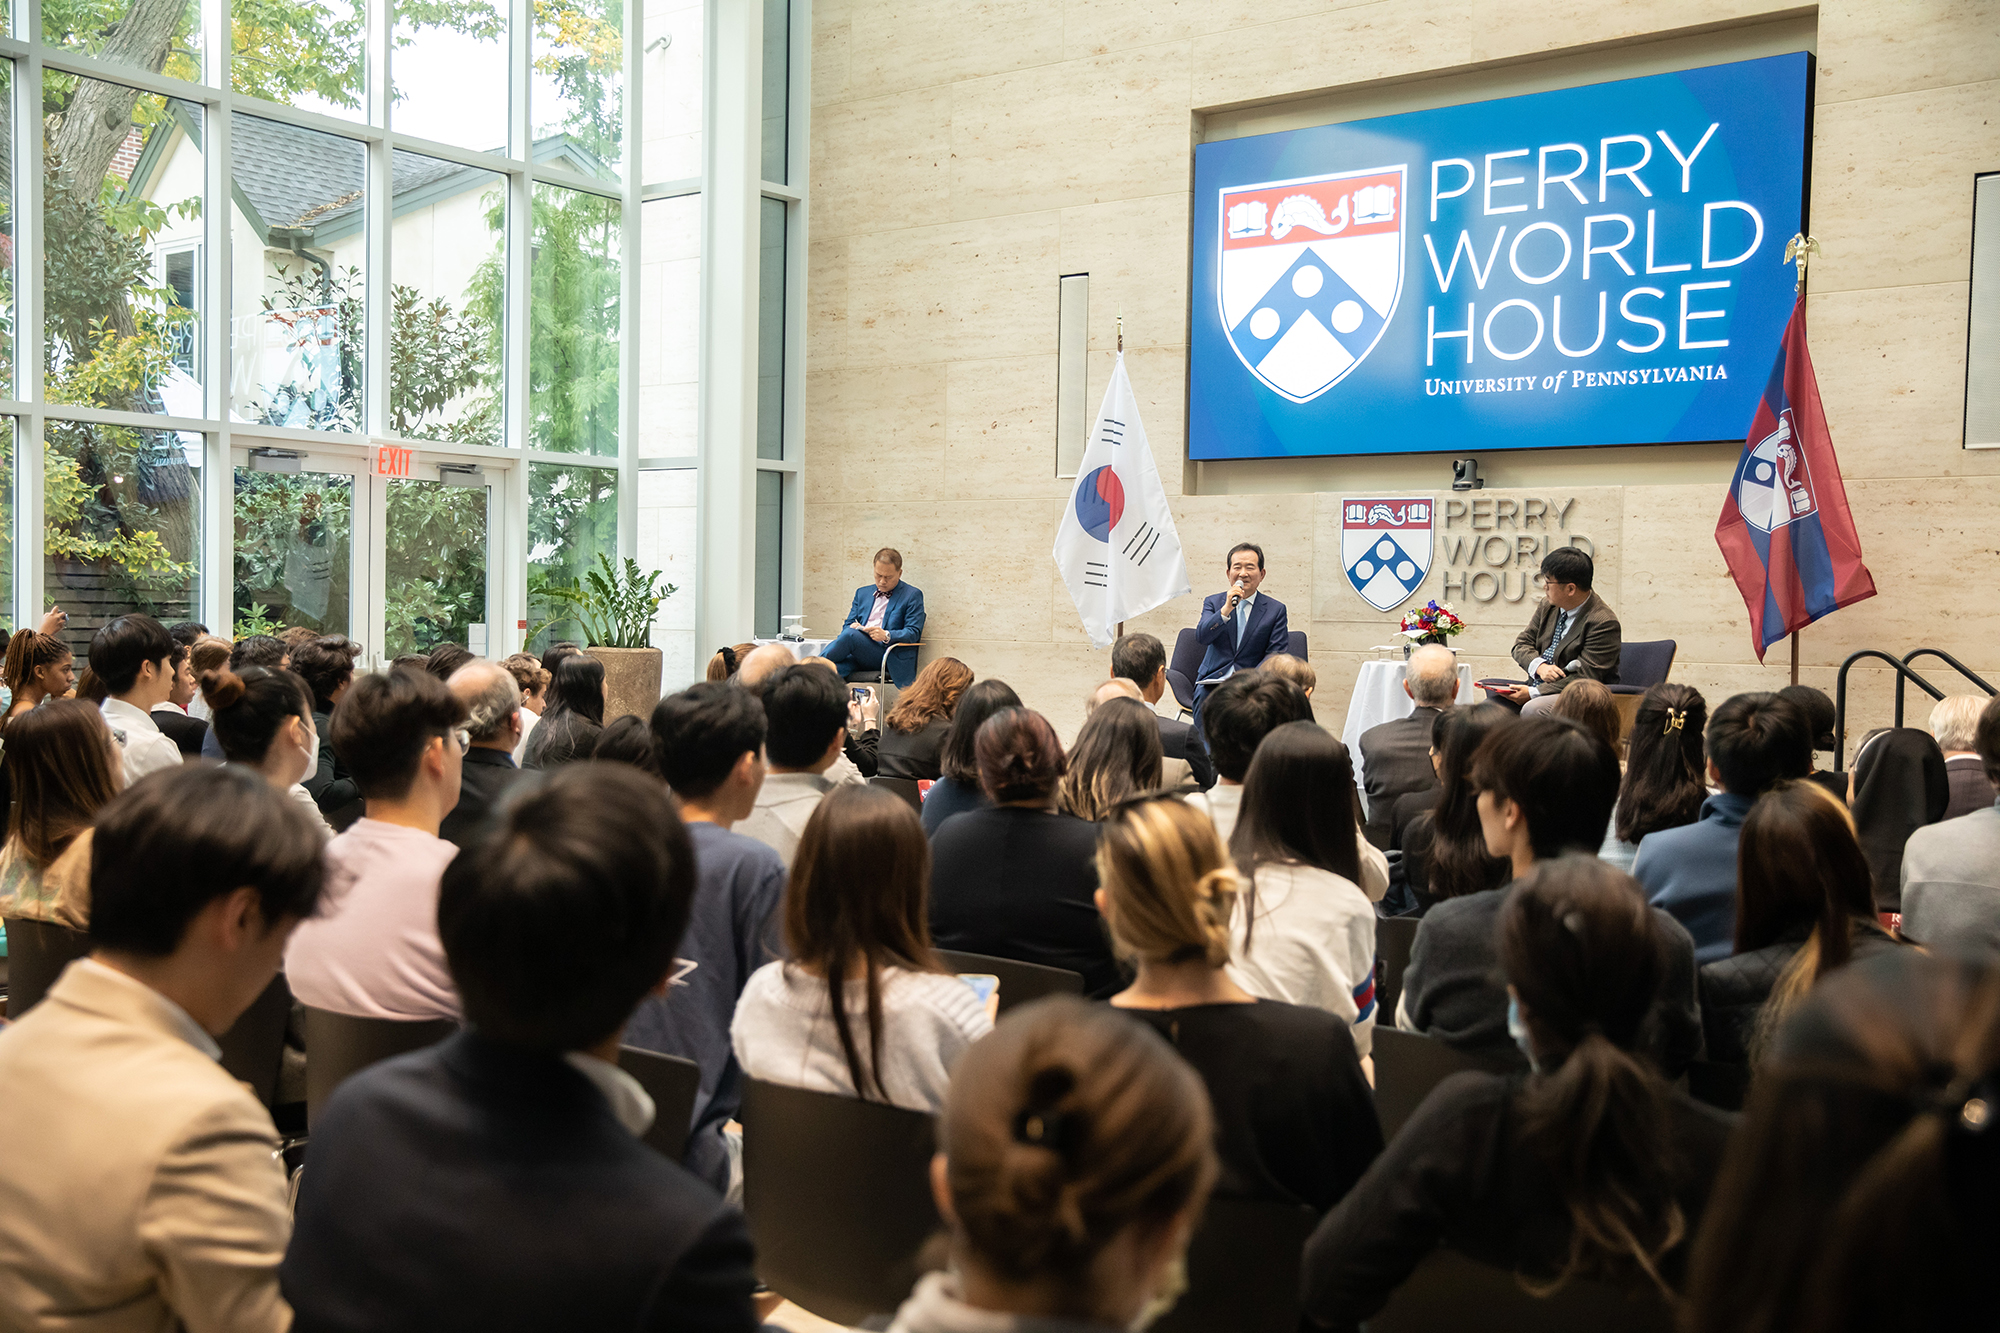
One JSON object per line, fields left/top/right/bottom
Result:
{"left": 375, "top": 445, "right": 416, "bottom": 477}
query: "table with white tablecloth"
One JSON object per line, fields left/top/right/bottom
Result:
{"left": 1340, "top": 658, "right": 1478, "bottom": 818}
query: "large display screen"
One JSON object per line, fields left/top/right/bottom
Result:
{"left": 1188, "top": 53, "right": 1813, "bottom": 461}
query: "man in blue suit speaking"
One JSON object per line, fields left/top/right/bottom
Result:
{"left": 823, "top": 547, "right": 927, "bottom": 688}
{"left": 1192, "top": 542, "right": 1289, "bottom": 720}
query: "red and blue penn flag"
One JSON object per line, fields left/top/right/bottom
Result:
{"left": 1714, "top": 299, "right": 1876, "bottom": 661}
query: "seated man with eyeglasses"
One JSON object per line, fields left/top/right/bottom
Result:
{"left": 286, "top": 665, "right": 472, "bottom": 1022}
{"left": 1483, "top": 548, "right": 1622, "bottom": 717}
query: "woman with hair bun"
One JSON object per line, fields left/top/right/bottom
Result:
{"left": 886, "top": 993, "right": 1216, "bottom": 1333}
{"left": 202, "top": 665, "right": 332, "bottom": 835}
{"left": 1100, "top": 794, "right": 1381, "bottom": 1213}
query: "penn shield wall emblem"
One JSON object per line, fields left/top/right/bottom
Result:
{"left": 1342, "top": 497, "right": 1434, "bottom": 612}
{"left": 1218, "top": 165, "right": 1407, "bottom": 403}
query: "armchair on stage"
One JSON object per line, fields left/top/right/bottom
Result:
{"left": 823, "top": 581, "right": 926, "bottom": 690}
{"left": 1165, "top": 628, "right": 1308, "bottom": 720}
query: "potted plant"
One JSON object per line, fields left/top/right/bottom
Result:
{"left": 535, "top": 554, "right": 677, "bottom": 721}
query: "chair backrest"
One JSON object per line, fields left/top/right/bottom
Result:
{"left": 216, "top": 974, "right": 295, "bottom": 1107}
{"left": 1366, "top": 1246, "right": 1676, "bottom": 1333}
{"left": 1286, "top": 630, "right": 1309, "bottom": 660}
{"left": 740, "top": 1077, "right": 941, "bottom": 1325}
{"left": 617, "top": 1045, "right": 702, "bottom": 1162}
{"left": 303, "top": 1007, "right": 459, "bottom": 1125}
{"left": 871, "top": 775, "right": 924, "bottom": 812}
{"left": 1167, "top": 628, "right": 1205, "bottom": 710}
{"left": 1154, "top": 1196, "right": 1320, "bottom": 1333}
{"left": 1375, "top": 916, "right": 1421, "bottom": 1023}
{"left": 935, "top": 949, "right": 1084, "bottom": 1015}
{"left": 0, "top": 917, "right": 93, "bottom": 1019}
{"left": 1371, "top": 1026, "right": 1516, "bottom": 1141}
{"left": 1616, "top": 639, "right": 1677, "bottom": 689}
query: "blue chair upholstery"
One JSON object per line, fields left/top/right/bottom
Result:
{"left": 1607, "top": 638, "right": 1677, "bottom": 695}
{"left": 1286, "top": 630, "right": 1308, "bottom": 660}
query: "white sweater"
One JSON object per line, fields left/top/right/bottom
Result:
{"left": 1227, "top": 861, "right": 1379, "bottom": 1056}
{"left": 730, "top": 962, "right": 993, "bottom": 1113}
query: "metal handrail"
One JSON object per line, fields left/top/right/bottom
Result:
{"left": 1898, "top": 648, "right": 1996, "bottom": 708}
{"left": 1834, "top": 650, "right": 1947, "bottom": 772}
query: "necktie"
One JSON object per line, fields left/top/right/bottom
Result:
{"left": 1540, "top": 608, "right": 1571, "bottom": 664}
{"left": 1234, "top": 599, "right": 1249, "bottom": 647}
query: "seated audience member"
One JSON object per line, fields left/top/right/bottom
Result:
{"left": 1398, "top": 704, "right": 1516, "bottom": 910}
{"left": 1777, "top": 683, "right": 1846, "bottom": 805}
{"left": 0, "top": 700, "right": 118, "bottom": 929}
{"left": 929, "top": 708, "right": 1120, "bottom": 997}
{"left": 1699, "top": 781, "right": 1902, "bottom": 1068}
{"left": 921, "top": 679, "right": 1021, "bottom": 835}
{"left": 285, "top": 667, "right": 469, "bottom": 1021}
{"left": 203, "top": 666, "right": 331, "bottom": 836}
{"left": 1057, "top": 697, "right": 1164, "bottom": 821}
{"left": 627, "top": 682, "right": 786, "bottom": 1193}
{"left": 1549, "top": 677, "right": 1622, "bottom": 757}
{"left": 281, "top": 765, "right": 758, "bottom": 1333}
{"left": 423, "top": 641, "right": 474, "bottom": 681}
{"left": 1604, "top": 684, "right": 1708, "bottom": 872}
{"left": 1358, "top": 644, "right": 1455, "bottom": 848}
{"left": 733, "top": 785, "right": 991, "bottom": 1112}
{"left": 1259, "top": 652, "right": 1316, "bottom": 696}
{"left": 1931, "top": 694, "right": 2000, "bottom": 819}
{"left": 877, "top": 656, "right": 974, "bottom": 781}
{"left": 501, "top": 652, "right": 550, "bottom": 764}
{"left": 291, "top": 635, "right": 364, "bottom": 825}
{"left": 1111, "top": 631, "right": 1215, "bottom": 789}
{"left": 149, "top": 645, "right": 208, "bottom": 758}
{"left": 1901, "top": 694, "right": 2000, "bottom": 957}
{"left": 233, "top": 634, "right": 291, "bottom": 672}
{"left": 3, "top": 622, "right": 76, "bottom": 728}
{"left": 885, "top": 993, "right": 1215, "bottom": 1333}
{"left": 1400, "top": 716, "right": 1700, "bottom": 1075}
{"left": 390, "top": 653, "right": 428, "bottom": 670}
{"left": 1634, "top": 692, "right": 1812, "bottom": 963}
{"left": 279, "top": 625, "right": 319, "bottom": 651}
{"left": 1305, "top": 858, "right": 1733, "bottom": 1325}
{"left": 91, "top": 614, "right": 186, "bottom": 785}
{"left": 524, "top": 654, "right": 606, "bottom": 769}
{"left": 0, "top": 767, "right": 323, "bottom": 1333}
{"left": 184, "top": 636, "right": 231, "bottom": 721}
{"left": 593, "top": 715, "right": 665, "bottom": 777}
{"left": 769, "top": 653, "right": 875, "bottom": 785}
{"left": 1683, "top": 950, "right": 2000, "bottom": 1333}
{"left": 731, "top": 642, "right": 799, "bottom": 693}
{"left": 1101, "top": 793, "right": 1381, "bottom": 1211}
{"left": 703, "top": 642, "right": 756, "bottom": 682}
{"left": 1848, "top": 727, "right": 1950, "bottom": 914}
{"left": 166, "top": 619, "right": 208, "bottom": 648}
{"left": 738, "top": 663, "right": 848, "bottom": 865}
{"left": 439, "top": 661, "right": 532, "bottom": 848}
{"left": 1228, "top": 722, "right": 1378, "bottom": 1055}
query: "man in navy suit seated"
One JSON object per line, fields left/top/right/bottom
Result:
{"left": 821, "top": 546, "right": 927, "bottom": 689}
{"left": 1192, "top": 542, "right": 1290, "bottom": 725}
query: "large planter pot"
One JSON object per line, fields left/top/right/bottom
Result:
{"left": 592, "top": 646, "right": 664, "bottom": 722}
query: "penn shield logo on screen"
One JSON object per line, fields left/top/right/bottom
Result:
{"left": 1217, "top": 165, "right": 1407, "bottom": 403}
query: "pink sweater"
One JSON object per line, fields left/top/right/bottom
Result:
{"left": 284, "top": 819, "right": 462, "bottom": 1021}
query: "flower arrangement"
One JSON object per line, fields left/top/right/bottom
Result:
{"left": 1398, "top": 601, "right": 1466, "bottom": 646}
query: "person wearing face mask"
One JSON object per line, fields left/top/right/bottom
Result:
{"left": 201, "top": 666, "right": 332, "bottom": 837}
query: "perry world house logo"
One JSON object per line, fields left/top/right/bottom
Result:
{"left": 1218, "top": 164, "right": 1407, "bottom": 403}
{"left": 1342, "top": 497, "right": 1434, "bottom": 612}
{"left": 1735, "top": 409, "right": 1818, "bottom": 534}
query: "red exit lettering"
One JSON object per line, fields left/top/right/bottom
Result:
{"left": 375, "top": 445, "right": 415, "bottom": 477}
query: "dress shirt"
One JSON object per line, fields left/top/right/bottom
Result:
{"left": 1234, "top": 592, "right": 1258, "bottom": 644}
{"left": 101, "top": 697, "right": 184, "bottom": 785}
{"left": 866, "top": 592, "right": 890, "bottom": 628}
{"left": 285, "top": 818, "right": 463, "bottom": 1020}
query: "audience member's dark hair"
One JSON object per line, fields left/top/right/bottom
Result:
{"left": 940, "top": 680, "right": 1023, "bottom": 786}
{"left": 288, "top": 635, "right": 362, "bottom": 714}
{"left": 1849, "top": 727, "right": 1949, "bottom": 910}
{"left": 762, "top": 664, "right": 849, "bottom": 769}
{"left": 74, "top": 667, "right": 108, "bottom": 704}
{"left": 545, "top": 654, "right": 607, "bottom": 728}
{"left": 502, "top": 652, "right": 550, "bottom": 703}
{"left": 166, "top": 621, "right": 209, "bottom": 649}
{"left": 88, "top": 613, "right": 176, "bottom": 695}
{"left": 1111, "top": 633, "right": 1166, "bottom": 688}
{"left": 1501, "top": 856, "right": 1679, "bottom": 1294}
{"left": 1418, "top": 703, "right": 1518, "bottom": 900}
{"left": 1550, "top": 678, "right": 1622, "bottom": 756}
{"left": 1706, "top": 692, "right": 1812, "bottom": 796}
{"left": 873, "top": 547, "right": 904, "bottom": 571}
{"left": 1684, "top": 951, "right": 2000, "bottom": 1333}
{"left": 438, "top": 764, "right": 696, "bottom": 1053}
{"left": 783, "top": 785, "right": 941, "bottom": 1100}
{"left": 4, "top": 700, "right": 120, "bottom": 868}
{"left": 1470, "top": 715, "right": 1621, "bottom": 860}
{"left": 390, "top": 653, "right": 428, "bottom": 670}
{"left": 1056, "top": 697, "right": 1162, "bottom": 821}
{"left": 1201, "top": 669, "right": 1313, "bottom": 782}
{"left": 188, "top": 636, "right": 232, "bottom": 686}
{"left": 1776, "top": 683, "right": 1838, "bottom": 755}
{"left": 424, "top": 642, "right": 475, "bottom": 681}
{"left": 886, "top": 656, "right": 974, "bottom": 734}
{"left": 1230, "top": 721, "right": 1362, "bottom": 948}
{"left": 202, "top": 666, "right": 314, "bottom": 767}
{"left": 1539, "top": 545, "right": 1594, "bottom": 591}
{"left": 231, "top": 634, "right": 290, "bottom": 671}
{"left": 279, "top": 626, "right": 320, "bottom": 650}
{"left": 89, "top": 766, "right": 327, "bottom": 956}
{"left": 1615, "top": 683, "right": 1709, "bottom": 845}
{"left": 4, "top": 628, "right": 72, "bottom": 695}
{"left": 329, "top": 666, "right": 469, "bottom": 800}
{"left": 975, "top": 708, "right": 1066, "bottom": 805}
{"left": 652, "top": 681, "right": 767, "bottom": 799}
{"left": 591, "top": 714, "right": 661, "bottom": 777}
{"left": 1980, "top": 695, "right": 2000, "bottom": 788}
{"left": 1225, "top": 541, "right": 1264, "bottom": 570}
{"left": 540, "top": 641, "right": 583, "bottom": 678}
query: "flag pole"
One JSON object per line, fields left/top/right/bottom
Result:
{"left": 1783, "top": 233, "right": 1817, "bottom": 693}
{"left": 1790, "top": 630, "right": 1800, "bottom": 686}
{"left": 1117, "top": 313, "right": 1123, "bottom": 353}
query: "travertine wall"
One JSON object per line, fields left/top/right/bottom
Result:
{"left": 804, "top": 0, "right": 2000, "bottom": 747}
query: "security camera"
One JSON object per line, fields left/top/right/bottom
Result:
{"left": 1451, "top": 458, "right": 1484, "bottom": 492}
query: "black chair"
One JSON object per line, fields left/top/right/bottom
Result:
{"left": 1375, "top": 916, "right": 1420, "bottom": 1024}
{"left": 1366, "top": 1246, "right": 1675, "bottom": 1332}
{"left": 303, "top": 1007, "right": 459, "bottom": 1125}
{"left": 1286, "top": 630, "right": 1309, "bottom": 660}
{"left": 1607, "top": 639, "right": 1678, "bottom": 695}
{"left": 217, "top": 974, "right": 295, "bottom": 1107}
{"left": 1, "top": 917, "right": 93, "bottom": 1019}
{"left": 1167, "top": 628, "right": 1205, "bottom": 719}
{"left": 1371, "top": 1027, "right": 1515, "bottom": 1141}
{"left": 871, "top": 775, "right": 924, "bottom": 812}
{"left": 740, "top": 1077, "right": 940, "bottom": 1325}
{"left": 848, "top": 641, "right": 923, "bottom": 712}
{"left": 1154, "top": 1196, "right": 1319, "bottom": 1333}
{"left": 935, "top": 949, "right": 1084, "bottom": 1015}
{"left": 617, "top": 1045, "right": 702, "bottom": 1163}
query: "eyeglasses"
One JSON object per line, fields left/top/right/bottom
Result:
{"left": 448, "top": 727, "right": 470, "bottom": 752}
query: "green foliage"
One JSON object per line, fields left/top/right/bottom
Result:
{"left": 533, "top": 552, "right": 672, "bottom": 649}
{"left": 383, "top": 480, "right": 489, "bottom": 657}
{"left": 532, "top": 0, "right": 624, "bottom": 166}
{"left": 525, "top": 463, "right": 617, "bottom": 651}
{"left": 234, "top": 604, "right": 282, "bottom": 638}
{"left": 389, "top": 282, "right": 499, "bottom": 445}
{"left": 232, "top": 471, "right": 352, "bottom": 634}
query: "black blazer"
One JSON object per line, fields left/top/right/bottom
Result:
{"left": 150, "top": 707, "right": 207, "bottom": 758}
{"left": 282, "top": 1032, "right": 758, "bottom": 1333}
{"left": 1358, "top": 707, "right": 1442, "bottom": 849}
{"left": 441, "top": 747, "right": 532, "bottom": 849}
{"left": 306, "top": 708, "right": 364, "bottom": 831}
{"left": 929, "top": 806, "right": 1120, "bottom": 996}
{"left": 877, "top": 715, "right": 951, "bottom": 781}
{"left": 1157, "top": 714, "right": 1216, "bottom": 789}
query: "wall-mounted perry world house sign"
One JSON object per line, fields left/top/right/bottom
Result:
{"left": 1189, "top": 53, "right": 1813, "bottom": 461}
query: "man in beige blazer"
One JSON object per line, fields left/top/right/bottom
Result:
{"left": 0, "top": 766, "right": 326, "bottom": 1333}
